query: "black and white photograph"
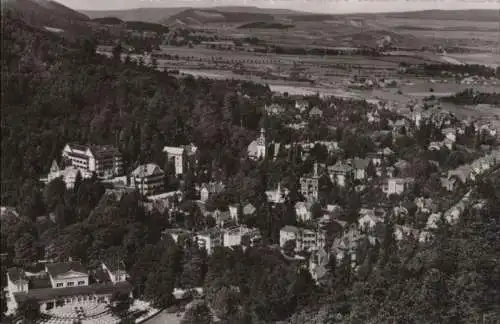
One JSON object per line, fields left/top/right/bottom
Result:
{"left": 1, "top": 0, "right": 499, "bottom": 322}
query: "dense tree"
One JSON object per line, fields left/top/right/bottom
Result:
{"left": 181, "top": 301, "right": 213, "bottom": 324}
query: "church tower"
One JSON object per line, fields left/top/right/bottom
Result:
{"left": 256, "top": 128, "right": 266, "bottom": 159}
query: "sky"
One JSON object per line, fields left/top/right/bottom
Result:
{"left": 58, "top": 0, "right": 500, "bottom": 13}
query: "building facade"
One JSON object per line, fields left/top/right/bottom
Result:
{"left": 5, "top": 261, "right": 132, "bottom": 315}
{"left": 163, "top": 143, "right": 198, "bottom": 176}
{"left": 247, "top": 129, "right": 266, "bottom": 160}
{"left": 300, "top": 164, "right": 319, "bottom": 201}
{"left": 196, "top": 229, "right": 223, "bottom": 255}
{"left": 62, "top": 144, "right": 123, "bottom": 179}
{"left": 279, "top": 225, "right": 326, "bottom": 252}
{"left": 130, "top": 163, "right": 165, "bottom": 196}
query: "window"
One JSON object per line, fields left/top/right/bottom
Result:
{"left": 78, "top": 281, "right": 85, "bottom": 286}
{"left": 56, "top": 283, "right": 63, "bottom": 288}
{"left": 67, "top": 282, "right": 75, "bottom": 287}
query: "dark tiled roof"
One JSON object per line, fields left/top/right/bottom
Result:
{"left": 90, "top": 145, "right": 121, "bottom": 159}
{"left": 29, "top": 275, "right": 52, "bottom": 290}
{"left": 353, "top": 158, "right": 370, "bottom": 169}
{"left": 46, "top": 261, "right": 88, "bottom": 278}
{"left": 14, "top": 281, "right": 132, "bottom": 303}
{"left": 7, "top": 268, "right": 27, "bottom": 283}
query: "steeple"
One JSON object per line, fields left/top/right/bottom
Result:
{"left": 50, "top": 160, "right": 59, "bottom": 173}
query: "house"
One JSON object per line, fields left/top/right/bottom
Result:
{"left": 295, "top": 201, "right": 313, "bottom": 222}
{"left": 162, "top": 228, "right": 192, "bottom": 243}
{"left": 228, "top": 205, "right": 239, "bottom": 223}
{"left": 441, "top": 128, "right": 457, "bottom": 142}
{"left": 391, "top": 119, "right": 408, "bottom": 135}
{"left": 441, "top": 177, "right": 457, "bottom": 192}
{"left": 426, "top": 213, "right": 442, "bottom": 229}
{"left": 44, "top": 160, "right": 93, "bottom": 189}
{"left": 328, "top": 161, "right": 353, "bottom": 187}
{"left": 5, "top": 261, "right": 132, "bottom": 315}
{"left": 357, "top": 209, "right": 383, "bottom": 231}
{"left": 300, "top": 163, "right": 319, "bottom": 201}
{"left": 308, "top": 107, "right": 323, "bottom": 119}
{"left": 223, "top": 226, "right": 262, "bottom": 248}
{"left": 382, "top": 177, "right": 414, "bottom": 196}
{"left": 46, "top": 261, "right": 89, "bottom": 288}
{"left": 243, "top": 203, "right": 256, "bottom": 217}
{"left": 265, "top": 104, "right": 285, "bottom": 115}
{"left": 130, "top": 163, "right": 165, "bottom": 196}
{"left": 414, "top": 197, "right": 436, "bottom": 214}
{"left": 279, "top": 226, "right": 326, "bottom": 252}
{"left": 394, "top": 159, "right": 411, "bottom": 176}
{"left": 367, "top": 111, "right": 380, "bottom": 124}
{"left": 443, "top": 138, "right": 455, "bottom": 150}
{"left": 247, "top": 128, "right": 266, "bottom": 160}
{"left": 352, "top": 158, "right": 370, "bottom": 180}
{"left": 196, "top": 229, "right": 223, "bottom": 254}
{"left": 295, "top": 100, "right": 309, "bottom": 113}
{"left": 447, "top": 165, "right": 474, "bottom": 184}
{"left": 394, "top": 225, "right": 417, "bottom": 241}
{"left": 101, "top": 260, "right": 128, "bottom": 284}
{"left": 309, "top": 248, "right": 329, "bottom": 282}
{"left": 163, "top": 143, "right": 198, "bottom": 175}
{"left": 199, "top": 181, "right": 225, "bottom": 202}
{"left": 62, "top": 143, "right": 123, "bottom": 179}
{"left": 266, "top": 183, "right": 289, "bottom": 204}
{"left": 476, "top": 122, "right": 497, "bottom": 137}
{"left": 428, "top": 141, "right": 444, "bottom": 151}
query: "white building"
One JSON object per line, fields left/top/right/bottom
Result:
{"left": 130, "top": 163, "right": 165, "bottom": 196}
{"left": 62, "top": 143, "right": 123, "bottom": 179}
{"left": 163, "top": 143, "right": 198, "bottom": 175}
{"left": 162, "top": 228, "right": 192, "bottom": 243}
{"left": 196, "top": 229, "right": 223, "bottom": 255}
{"left": 247, "top": 128, "right": 266, "bottom": 160}
{"left": 265, "top": 183, "right": 288, "bottom": 204}
{"left": 5, "top": 261, "right": 132, "bottom": 315}
{"left": 357, "top": 209, "right": 383, "bottom": 232}
{"left": 279, "top": 226, "right": 326, "bottom": 253}
{"left": 223, "top": 226, "right": 262, "bottom": 248}
{"left": 295, "top": 201, "right": 313, "bottom": 223}
{"left": 228, "top": 205, "right": 239, "bottom": 223}
{"left": 382, "top": 177, "right": 414, "bottom": 196}
{"left": 43, "top": 160, "right": 93, "bottom": 189}
{"left": 46, "top": 262, "right": 89, "bottom": 288}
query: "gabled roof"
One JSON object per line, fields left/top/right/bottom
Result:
{"left": 46, "top": 261, "right": 88, "bottom": 278}
{"left": 14, "top": 281, "right": 132, "bottom": 304}
{"left": 353, "top": 158, "right": 370, "bottom": 170}
{"left": 102, "top": 259, "right": 127, "bottom": 273}
{"left": 163, "top": 146, "right": 185, "bottom": 155}
{"left": 329, "top": 161, "right": 353, "bottom": 173}
{"left": 131, "top": 163, "right": 164, "bottom": 178}
{"left": 309, "top": 107, "right": 323, "bottom": 116}
{"left": 243, "top": 203, "right": 256, "bottom": 215}
{"left": 90, "top": 145, "right": 121, "bottom": 159}
{"left": 281, "top": 225, "right": 300, "bottom": 234}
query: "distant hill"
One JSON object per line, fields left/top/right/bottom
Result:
{"left": 2, "top": 0, "right": 91, "bottom": 34}
{"left": 82, "top": 7, "right": 190, "bottom": 23}
{"left": 238, "top": 21, "right": 295, "bottom": 29}
{"left": 82, "top": 6, "right": 308, "bottom": 23}
{"left": 91, "top": 17, "right": 123, "bottom": 25}
{"left": 124, "top": 21, "right": 169, "bottom": 33}
{"left": 164, "top": 8, "right": 275, "bottom": 25}
{"left": 382, "top": 9, "right": 500, "bottom": 22}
